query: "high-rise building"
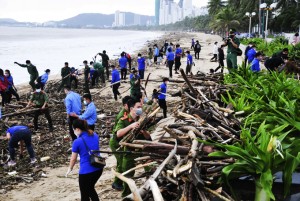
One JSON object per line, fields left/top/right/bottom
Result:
{"left": 114, "top": 11, "right": 126, "bottom": 27}
{"left": 134, "top": 14, "right": 141, "bottom": 25}
{"left": 155, "top": 0, "right": 160, "bottom": 25}
{"left": 159, "top": 0, "right": 207, "bottom": 25}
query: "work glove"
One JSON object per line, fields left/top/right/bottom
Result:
{"left": 65, "top": 167, "right": 73, "bottom": 178}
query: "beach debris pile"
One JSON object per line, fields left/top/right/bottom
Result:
{"left": 116, "top": 69, "right": 241, "bottom": 201}
{"left": 0, "top": 78, "right": 120, "bottom": 193}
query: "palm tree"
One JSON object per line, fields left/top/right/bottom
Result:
{"left": 208, "top": 0, "right": 226, "bottom": 15}
{"left": 210, "top": 7, "right": 241, "bottom": 34}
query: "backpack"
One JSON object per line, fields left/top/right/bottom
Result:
{"left": 196, "top": 44, "right": 201, "bottom": 49}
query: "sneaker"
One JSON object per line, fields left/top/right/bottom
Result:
{"left": 112, "top": 183, "right": 123, "bottom": 191}
{"left": 30, "top": 158, "right": 37, "bottom": 164}
{"left": 8, "top": 160, "right": 16, "bottom": 167}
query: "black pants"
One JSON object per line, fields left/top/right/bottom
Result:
{"left": 175, "top": 57, "right": 181, "bottom": 72}
{"left": 127, "top": 58, "right": 132, "bottom": 70}
{"left": 79, "top": 169, "right": 103, "bottom": 201}
{"left": 121, "top": 69, "right": 127, "bottom": 80}
{"left": 7, "top": 87, "right": 20, "bottom": 102}
{"left": 210, "top": 54, "right": 218, "bottom": 62}
{"left": 57, "top": 78, "right": 71, "bottom": 93}
{"left": 154, "top": 56, "right": 158, "bottom": 63}
{"left": 113, "top": 83, "right": 120, "bottom": 101}
{"left": 70, "top": 76, "right": 78, "bottom": 89}
{"left": 186, "top": 64, "right": 192, "bottom": 75}
{"left": 91, "top": 70, "right": 99, "bottom": 87}
{"left": 9, "top": 129, "right": 35, "bottom": 161}
{"left": 139, "top": 70, "right": 145, "bottom": 80}
{"left": 191, "top": 44, "right": 195, "bottom": 49}
{"left": 158, "top": 99, "right": 167, "bottom": 118}
{"left": 99, "top": 70, "right": 105, "bottom": 84}
{"left": 104, "top": 64, "right": 109, "bottom": 80}
{"left": 84, "top": 78, "right": 90, "bottom": 94}
{"left": 168, "top": 60, "right": 174, "bottom": 78}
{"left": 34, "top": 108, "right": 53, "bottom": 130}
{"left": 1, "top": 91, "right": 8, "bottom": 106}
{"left": 195, "top": 51, "right": 200, "bottom": 59}
{"left": 215, "top": 60, "right": 225, "bottom": 73}
{"left": 68, "top": 116, "right": 78, "bottom": 141}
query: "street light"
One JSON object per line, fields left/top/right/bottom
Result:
{"left": 245, "top": 12, "right": 256, "bottom": 38}
{"left": 260, "top": 2, "right": 277, "bottom": 39}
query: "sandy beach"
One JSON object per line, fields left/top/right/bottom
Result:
{"left": 0, "top": 31, "right": 244, "bottom": 201}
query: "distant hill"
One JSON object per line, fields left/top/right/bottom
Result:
{"left": 0, "top": 12, "right": 155, "bottom": 28}
{"left": 0, "top": 18, "right": 18, "bottom": 23}
{"left": 55, "top": 12, "right": 154, "bottom": 28}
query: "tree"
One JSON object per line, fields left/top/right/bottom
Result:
{"left": 210, "top": 7, "right": 241, "bottom": 34}
{"left": 208, "top": 0, "right": 226, "bottom": 15}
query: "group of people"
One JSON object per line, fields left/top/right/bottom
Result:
{"left": 0, "top": 68, "right": 20, "bottom": 107}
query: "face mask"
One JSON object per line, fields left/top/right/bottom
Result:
{"left": 138, "top": 57, "right": 141, "bottom": 59}
{"left": 36, "top": 89, "right": 41, "bottom": 93}
{"left": 5, "top": 74, "right": 9, "bottom": 77}
{"left": 74, "top": 129, "right": 81, "bottom": 137}
{"left": 143, "top": 97, "right": 148, "bottom": 104}
{"left": 165, "top": 81, "right": 169, "bottom": 85}
{"left": 135, "top": 108, "right": 143, "bottom": 116}
{"left": 83, "top": 100, "right": 88, "bottom": 106}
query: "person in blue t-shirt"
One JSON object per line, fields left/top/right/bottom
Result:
{"left": 70, "top": 94, "right": 97, "bottom": 131}
{"left": 175, "top": 44, "right": 182, "bottom": 74}
{"left": 119, "top": 52, "right": 128, "bottom": 80}
{"left": 158, "top": 78, "right": 169, "bottom": 118}
{"left": 186, "top": 51, "right": 193, "bottom": 75}
{"left": 64, "top": 86, "right": 82, "bottom": 141}
{"left": 111, "top": 65, "right": 121, "bottom": 101}
{"left": 37, "top": 69, "right": 50, "bottom": 90}
{"left": 137, "top": 53, "right": 146, "bottom": 79}
{"left": 247, "top": 45, "right": 257, "bottom": 64}
{"left": 6, "top": 125, "right": 36, "bottom": 167}
{"left": 66, "top": 119, "right": 103, "bottom": 201}
{"left": 5, "top": 69, "right": 20, "bottom": 102}
{"left": 166, "top": 48, "right": 175, "bottom": 78}
{"left": 251, "top": 52, "right": 263, "bottom": 72}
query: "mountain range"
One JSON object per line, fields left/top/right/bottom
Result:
{"left": 0, "top": 12, "right": 155, "bottom": 28}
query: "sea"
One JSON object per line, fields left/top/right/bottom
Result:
{"left": 0, "top": 27, "right": 162, "bottom": 84}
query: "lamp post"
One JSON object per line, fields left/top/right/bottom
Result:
{"left": 245, "top": 12, "right": 256, "bottom": 38}
{"left": 260, "top": 2, "right": 277, "bottom": 39}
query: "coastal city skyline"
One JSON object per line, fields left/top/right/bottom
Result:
{"left": 0, "top": 0, "right": 209, "bottom": 23}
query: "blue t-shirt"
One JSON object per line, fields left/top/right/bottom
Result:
{"left": 6, "top": 76, "right": 13, "bottom": 88}
{"left": 175, "top": 48, "right": 182, "bottom": 58}
{"left": 72, "top": 132, "right": 102, "bottom": 174}
{"left": 111, "top": 69, "right": 121, "bottom": 84}
{"left": 247, "top": 48, "right": 256, "bottom": 63}
{"left": 119, "top": 57, "right": 127, "bottom": 69}
{"left": 251, "top": 58, "right": 260, "bottom": 72}
{"left": 187, "top": 54, "right": 193, "bottom": 65}
{"left": 40, "top": 73, "right": 49, "bottom": 84}
{"left": 7, "top": 126, "right": 29, "bottom": 136}
{"left": 137, "top": 57, "right": 146, "bottom": 70}
{"left": 158, "top": 83, "right": 167, "bottom": 99}
{"left": 167, "top": 52, "right": 175, "bottom": 61}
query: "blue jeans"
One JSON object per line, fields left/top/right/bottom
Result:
{"left": 9, "top": 129, "right": 35, "bottom": 160}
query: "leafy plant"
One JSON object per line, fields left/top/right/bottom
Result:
{"left": 199, "top": 122, "right": 300, "bottom": 200}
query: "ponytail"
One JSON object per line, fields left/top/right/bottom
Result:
{"left": 73, "top": 119, "right": 94, "bottom": 136}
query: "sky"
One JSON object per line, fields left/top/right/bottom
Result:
{"left": 0, "top": 0, "right": 209, "bottom": 23}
